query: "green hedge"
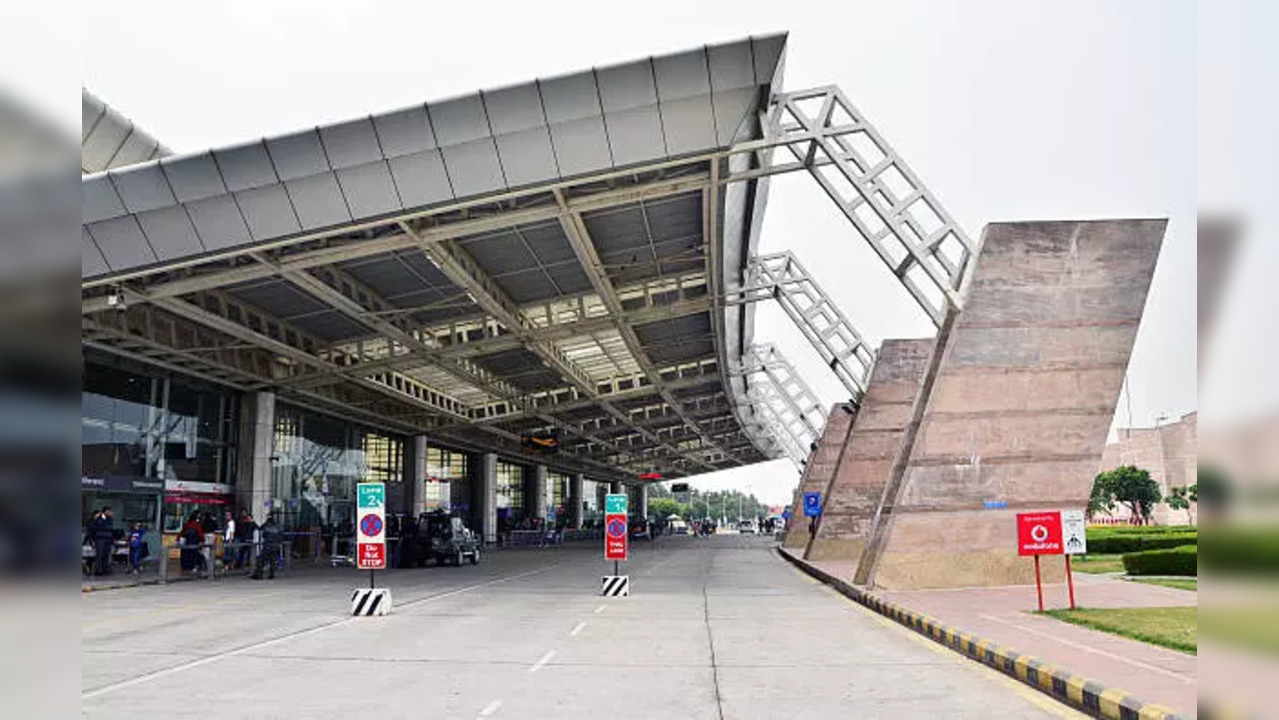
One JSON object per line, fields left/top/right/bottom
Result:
{"left": 1087, "top": 531, "right": 1197, "bottom": 554}
{"left": 1199, "top": 527, "right": 1279, "bottom": 574}
{"left": 1122, "top": 546, "right": 1197, "bottom": 576}
{"left": 1088, "top": 525, "right": 1195, "bottom": 536}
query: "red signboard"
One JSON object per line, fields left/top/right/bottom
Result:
{"left": 357, "top": 542, "right": 386, "bottom": 569}
{"left": 639, "top": 472, "right": 662, "bottom": 480}
{"left": 1016, "top": 511, "right": 1064, "bottom": 556}
{"left": 605, "top": 513, "right": 628, "bottom": 561}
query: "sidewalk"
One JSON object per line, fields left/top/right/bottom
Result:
{"left": 796, "top": 553, "right": 1196, "bottom": 718}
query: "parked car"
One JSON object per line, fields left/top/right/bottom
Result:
{"left": 630, "top": 517, "right": 652, "bottom": 540}
{"left": 415, "top": 512, "right": 480, "bottom": 566}
{"left": 737, "top": 520, "right": 756, "bottom": 534}
{"left": 669, "top": 519, "right": 689, "bottom": 535}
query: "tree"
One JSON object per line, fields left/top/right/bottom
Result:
{"left": 647, "top": 497, "right": 687, "bottom": 519}
{"left": 1166, "top": 484, "right": 1197, "bottom": 525}
{"left": 1089, "top": 465, "right": 1162, "bottom": 525}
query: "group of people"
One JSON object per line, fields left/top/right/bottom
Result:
{"left": 84, "top": 508, "right": 151, "bottom": 576}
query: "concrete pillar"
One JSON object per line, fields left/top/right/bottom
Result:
{"left": 635, "top": 483, "right": 648, "bottom": 518}
{"left": 570, "top": 474, "right": 584, "bottom": 529}
{"left": 609, "top": 480, "right": 622, "bottom": 495}
{"left": 407, "top": 435, "right": 428, "bottom": 517}
{"left": 531, "top": 465, "right": 548, "bottom": 521}
{"left": 235, "top": 391, "right": 275, "bottom": 519}
{"left": 479, "top": 453, "right": 497, "bottom": 544}
{"left": 862, "top": 219, "right": 1166, "bottom": 590}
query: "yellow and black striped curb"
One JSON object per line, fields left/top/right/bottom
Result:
{"left": 776, "top": 547, "right": 1186, "bottom": 720}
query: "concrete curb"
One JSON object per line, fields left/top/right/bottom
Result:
{"left": 776, "top": 547, "right": 1186, "bottom": 720}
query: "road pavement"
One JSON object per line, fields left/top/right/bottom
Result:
{"left": 83, "top": 535, "right": 1082, "bottom": 718}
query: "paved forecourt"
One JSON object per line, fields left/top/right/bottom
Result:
{"left": 83, "top": 536, "right": 1082, "bottom": 719}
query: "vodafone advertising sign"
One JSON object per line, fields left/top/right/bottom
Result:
{"left": 1016, "top": 511, "right": 1063, "bottom": 556}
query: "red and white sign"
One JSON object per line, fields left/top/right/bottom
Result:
{"left": 358, "top": 543, "right": 385, "bottom": 568}
{"left": 356, "top": 482, "right": 387, "bottom": 570}
{"left": 1016, "top": 511, "right": 1064, "bottom": 556}
{"left": 605, "top": 513, "right": 628, "bottom": 561}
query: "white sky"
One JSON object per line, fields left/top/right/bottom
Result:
{"left": 81, "top": 0, "right": 1202, "bottom": 506}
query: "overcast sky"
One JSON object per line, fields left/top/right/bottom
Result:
{"left": 80, "top": 0, "right": 1202, "bottom": 505}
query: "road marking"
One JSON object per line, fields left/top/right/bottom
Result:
{"left": 570, "top": 621, "right": 587, "bottom": 637}
{"left": 976, "top": 613, "right": 1196, "bottom": 684}
{"left": 529, "top": 650, "right": 555, "bottom": 673}
{"left": 83, "top": 560, "right": 569, "bottom": 699}
{"left": 594, "top": 604, "right": 606, "bottom": 614}
{"left": 478, "top": 699, "right": 502, "bottom": 717}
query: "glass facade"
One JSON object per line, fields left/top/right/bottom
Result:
{"left": 547, "top": 471, "right": 569, "bottom": 522}
{"left": 495, "top": 461, "right": 524, "bottom": 524}
{"left": 582, "top": 479, "right": 603, "bottom": 525}
{"left": 425, "top": 446, "right": 469, "bottom": 513}
{"left": 270, "top": 403, "right": 404, "bottom": 533}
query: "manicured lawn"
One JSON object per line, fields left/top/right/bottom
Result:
{"left": 1132, "top": 577, "right": 1197, "bottom": 592}
{"left": 1200, "top": 607, "right": 1279, "bottom": 655}
{"left": 1072, "top": 554, "right": 1125, "bottom": 574}
{"left": 1042, "top": 607, "right": 1197, "bottom": 654}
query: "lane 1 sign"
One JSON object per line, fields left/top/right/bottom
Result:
{"left": 1016, "top": 511, "right": 1063, "bottom": 556}
{"left": 357, "top": 482, "right": 387, "bottom": 570}
{"left": 605, "top": 493, "right": 628, "bottom": 561}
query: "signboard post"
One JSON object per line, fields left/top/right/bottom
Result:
{"left": 357, "top": 483, "right": 387, "bottom": 584}
{"left": 602, "top": 493, "right": 629, "bottom": 596}
{"left": 1016, "top": 511, "right": 1063, "bottom": 612}
{"left": 1061, "top": 509, "right": 1086, "bottom": 610}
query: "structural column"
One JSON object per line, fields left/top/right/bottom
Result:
{"left": 235, "top": 391, "right": 274, "bottom": 519}
{"left": 609, "top": 480, "right": 622, "bottom": 495}
{"left": 570, "top": 474, "right": 584, "bottom": 529}
{"left": 407, "top": 435, "right": 428, "bottom": 517}
{"left": 531, "top": 465, "right": 548, "bottom": 522}
{"left": 479, "top": 453, "right": 497, "bottom": 544}
{"left": 635, "top": 483, "right": 648, "bottom": 518}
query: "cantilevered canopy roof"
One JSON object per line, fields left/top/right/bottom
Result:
{"left": 81, "top": 34, "right": 793, "bottom": 482}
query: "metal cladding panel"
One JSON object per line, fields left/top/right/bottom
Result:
{"left": 520, "top": 222, "right": 574, "bottom": 264}
{"left": 342, "top": 256, "right": 429, "bottom": 297}
{"left": 711, "top": 88, "right": 760, "bottom": 147}
{"left": 543, "top": 262, "right": 593, "bottom": 294}
{"left": 653, "top": 49, "right": 711, "bottom": 101}
{"left": 136, "top": 205, "right": 204, "bottom": 260}
{"left": 287, "top": 310, "right": 368, "bottom": 342}
{"left": 596, "top": 60, "right": 658, "bottom": 112}
{"left": 707, "top": 40, "right": 756, "bottom": 92}
{"left": 88, "top": 215, "right": 156, "bottom": 269}
{"left": 429, "top": 94, "right": 491, "bottom": 147}
{"left": 494, "top": 127, "right": 559, "bottom": 187}
{"left": 373, "top": 105, "right": 437, "bottom": 158}
{"left": 752, "top": 34, "right": 787, "bottom": 85}
{"left": 441, "top": 139, "right": 506, "bottom": 197}
{"left": 320, "top": 117, "right": 383, "bottom": 169}
{"left": 83, "top": 174, "right": 127, "bottom": 223}
{"left": 548, "top": 116, "right": 612, "bottom": 177}
{"left": 285, "top": 172, "right": 352, "bottom": 230}
{"left": 462, "top": 231, "right": 536, "bottom": 274}
{"left": 213, "top": 141, "right": 278, "bottom": 192}
{"left": 82, "top": 108, "right": 130, "bottom": 171}
{"left": 228, "top": 278, "right": 321, "bottom": 316}
{"left": 388, "top": 150, "right": 455, "bottom": 207}
{"left": 161, "top": 153, "right": 227, "bottom": 203}
{"left": 335, "top": 161, "right": 402, "bottom": 219}
{"left": 604, "top": 106, "right": 666, "bottom": 166}
{"left": 112, "top": 131, "right": 158, "bottom": 168}
{"left": 185, "top": 193, "right": 252, "bottom": 250}
{"left": 483, "top": 84, "right": 547, "bottom": 135}
{"left": 82, "top": 93, "right": 105, "bottom": 141}
{"left": 266, "top": 129, "right": 332, "bottom": 181}
{"left": 235, "top": 183, "right": 301, "bottom": 240}
{"left": 110, "top": 164, "right": 176, "bottom": 214}
{"left": 539, "top": 71, "right": 602, "bottom": 123}
{"left": 585, "top": 206, "right": 646, "bottom": 253}
{"left": 83, "top": 229, "right": 109, "bottom": 275}
{"left": 496, "top": 268, "right": 552, "bottom": 303}
{"left": 659, "top": 96, "right": 716, "bottom": 156}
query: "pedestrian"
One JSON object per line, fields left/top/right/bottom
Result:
{"left": 221, "top": 509, "right": 236, "bottom": 569}
{"left": 89, "top": 508, "right": 115, "bottom": 576}
{"left": 235, "top": 511, "right": 257, "bottom": 569}
{"left": 127, "top": 523, "right": 147, "bottom": 574}
{"left": 180, "top": 512, "right": 204, "bottom": 574}
{"left": 252, "top": 514, "right": 282, "bottom": 580}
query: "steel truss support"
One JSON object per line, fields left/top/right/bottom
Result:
{"left": 726, "top": 85, "right": 977, "bottom": 326}
{"left": 731, "top": 250, "right": 875, "bottom": 403}
{"left": 730, "top": 344, "right": 826, "bottom": 467}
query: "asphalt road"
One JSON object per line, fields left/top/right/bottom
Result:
{"left": 82, "top": 535, "right": 1082, "bottom": 719}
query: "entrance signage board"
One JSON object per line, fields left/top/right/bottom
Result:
{"left": 356, "top": 482, "right": 387, "bottom": 570}
{"left": 605, "top": 493, "right": 628, "bottom": 561}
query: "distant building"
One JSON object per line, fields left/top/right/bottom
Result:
{"left": 1097, "top": 412, "right": 1196, "bottom": 525}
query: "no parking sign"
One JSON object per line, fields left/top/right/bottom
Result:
{"left": 605, "top": 493, "right": 628, "bottom": 561}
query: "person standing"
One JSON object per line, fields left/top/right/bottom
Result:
{"left": 221, "top": 510, "right": 236, "bottom": 569}
{"left": 127, "top": 523, "right": 147, "bottom": 575}
{"left": 252, "top": 514, "right": 282, "bottom": 580}
{"left": 90, "top": 508, "right": 115, "bottom": 576}
{"left": 235, "top": 511, "right": 256, "bottom": 569}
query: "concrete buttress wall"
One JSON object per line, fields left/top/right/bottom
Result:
{"left": 866, "top": 219, "right": 1166, "bottom": 590}
{"left": 781, "top": 406, "right": 856, "bottom": 549}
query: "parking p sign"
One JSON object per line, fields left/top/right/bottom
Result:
{"left": 356, "top": 482, "right": 386, "bottom": 570}
{"left": 803, "top": 492, "right": 822, "bottom": 517}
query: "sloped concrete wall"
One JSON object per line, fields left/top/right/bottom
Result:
{"left": 867, "top": 219, "right": 1166, "bottom": 589}
{"left": 805, "top": 339, "right": 934, "bottom": 566}
{"left": 781, "top": 406, "right": 856, "bottom": 548}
